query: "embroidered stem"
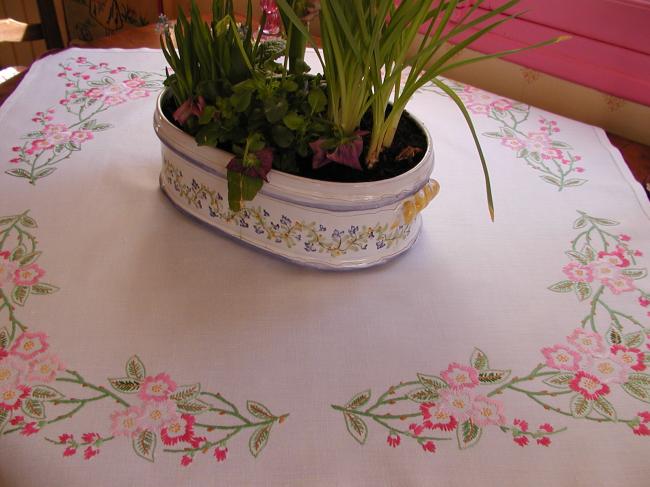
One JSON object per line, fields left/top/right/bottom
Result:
{"left": 56, "top": 370, "right": 130, "bottom": 408}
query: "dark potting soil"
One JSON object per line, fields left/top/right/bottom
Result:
{"left": 162, "top": 98, "right": 427, "bottom": 184}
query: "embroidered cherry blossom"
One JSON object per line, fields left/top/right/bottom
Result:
{"left": 10, "top": 332, "right": 49, "bottom": 360}
{"left": 137, "top": 399, "right": 179, "bottom": 432}
{"left": 70, "top": 130, "right": 94, "bottom": 144}
{"left": 566, "top": 329, "right": 606, "bottom": 355}
{"left": 29, "top": 139, "right": 55, "bottom": 152}
{"left": 214, "top": 446, "right": 228, "bottom": 462}
{"left": 0, "top": 252, "right": 19, "bottom": 288}
{"left": 13, "top": 263, "right": 46, "bottom": 286}
{"left": 420, "top": 440, "right": 436, "bottom": 453}
{"left": 470, "top": 395, "right": 506, "bottom": 426}
{"left": 490, "top": 99, "right": 513, "bottom": 111}
{"left": 639, "top": 296, "right": 650, "bottom": 307}
{"left": 138, "top": 372, "right": 177, "bottom": 402}
{"left": 180, "top": 455, "right": 193, "bottom": 466}
{"left": 597, "top": 248, "right": 630, "bottom": 268}
{"left": 83, "top": 446, "right": 100, "bottom": 460}
{"left": 536, "top": 436, "right": 551, "bottom": 446}
{"left": 110, "top": 405, "right": 143, "bottom": 437}
{"left": 610, "top": 345, "right": 646, "bottom": 372}
{"left": 562, "top": 262, "right": 594, "bottom": 283}
{"left": 103, "top": 95, "right": 127, "bottom": 106}
{"left": 419, "top": 402, "right": 459, "bottom": 431}
{"left": 589, "top": 261, "right": 619, "bottom": 281}
{"left": 160, "top": 413, "right": 196, "bottom": 446}
{"left": 0, "top": 384, "right": 31, "bottom": 410}
{"left": 500, "top": 137, "right": 526, "bottom": 151}
{"left": 513, "top": 418, "right": 529, "bottom": 432}
{"left": 539, "top": 423, "right": 554, "bottom": 433}
{"left": 513, "top": 435, "right": 529, "bottom": 447}
{"left": 123, "top": 77, "right": 145, "bottom": 89}
{"left": 569, "top": 371, "right": 610, "bottom": 399}
{"left": 82, "top": 432, "right": 101, "bottom": 444}
{"left": 632, "top": 412, "right": 650, "bottom": 436}
{"left": 21, "top": 421, "right": 40, "bottom": 436}
{"left": 27, "top": 353, "right": 64, "bottom": 383}
{"left": 436, "top": 388, "right": 474, "bottom": 423}
{"left": 440, "top": 362, "right": 479, "bottom": 390}
{"left": 9, "top": 415, "right": 24, "bottom": 426}
{"left": 126, "top": 89, "right": 149, "bottom": 100}
{"left": 63, "top": 446, "right": 77, "bottom": 457}
{"left": 59, "top": 433, "right": 74, "bottom": 443}
{"left": 85, "top": 88, "right": 104, "bottom": 99}
{"left": 583, "top": 354, "right": 628, "bottom": 384}
{"left": 0, "top": 357, "right": 25, "bottom": 388}
{"left": 386, "top": 432, "right": 400, "bottom": 448}
{"left": 541, "top": 344, "right": 582, "bottom": 371}
{"left": 602, "top": 275, "right": 636, "bottom": 295}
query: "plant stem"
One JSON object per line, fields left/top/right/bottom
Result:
{"left": 56, "top": 370, "right": 130, "bottom": 408}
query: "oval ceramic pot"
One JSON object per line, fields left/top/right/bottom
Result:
{"left": 154, "top": 90, "right": 439, "bottom": 270}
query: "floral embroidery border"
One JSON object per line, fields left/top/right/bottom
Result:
{"left": 6, "top": 56, "right": 164, "bottom": 184}
{"left": 333, "top": 212, "right": 650, "bottom": 453}
{"left": 0, "top": 212, "right": 288, "bottom": 466}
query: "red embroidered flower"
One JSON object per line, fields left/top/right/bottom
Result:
{"left": 420, "top": 440, "right": 436, "bottom": 453}
{"left": 386, "top": 432, "right": 400, "bottom": 448}
{"left": 513, "top": 435, "right": 529, "bottom": 447}
{"left": 59, "top": 433, "right": 74, "bottom": 443}
{"left": 536, "top": 437, "right": 551, "bottom": 447}
{"left": 214, "top": 446, "right": 228, "bottom": 462}
{"left": 63, "top": 446, "right": 77, "bottom": 457}
{"left": 0, "top": 384, "right": 31, "bottom": 410}
{"left": 569, "top": 371, "right": 610, "bottom": 400}
{"left": 10, "top": 415, "right": 24, "bottom": 426}
{"left": 181, "top": 455, "right": 193, "bottom": 467}
{"left": 513, "top": 418, "right": 528, "bottom": 432}
{"left": 0, "top": 349, "right": 7, "bottom": 361}
{"left": 610, "top": 345, "right": 646, "bottom": 372}
{"left": 82, "top": 432, "right": 100, "bottom": 444}
{"left": 21, "top": 422, "right": 39, "bottom": 436}
{"left": 160, "top": 414, "right": 196, "bottom": 446}
{"left": 83, "top": 446, "right": 99, "bottom": 460}
{"left": 632, "top": 411, "right": 650, "bottom": 436}
{"left": 538, "top": 423, "right": 554, "bottom": 433}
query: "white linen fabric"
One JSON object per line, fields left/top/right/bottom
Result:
{"left": 1, "top": 48, "right": 649, "bottom": 487}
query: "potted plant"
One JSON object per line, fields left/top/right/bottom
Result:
{"left": 154, "top": 0, "right": 561, "bottom": 269}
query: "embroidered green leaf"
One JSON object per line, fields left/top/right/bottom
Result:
{"left": 343, "top": 412, "right": 367, "bottom": 445}
{"left": 0, "top": 327, "right": 9, "bottom": 350}
{"left": 550, "top": 140, "right": 572, "bottom": 149}
{"left": 624, "top": 332, "right": 645, "bottom": 348}
{"left": 593, "top": 397, "right": 617, "bottom": 421}
{"left": 570, "top": 394, "right": 592, "bottom": 418}
{"left": 407, "top": 388, "right": 439, "bottom": 403}
{"left": 5, "top": 168, "right": 31, "bottom": 179}
{"left": 543, "top": 372, "right": 575, "bottom": 389}
{"left": 573, "top": 216, "right": 587, "bottom": 229}
{"left": 574, "top": 282, "right": 592, "bottom": 301}
{"left": 176, "top": 399, "right": 209, "bottom": 414}
{"left": 21, "top": 398, "right": 45, "bottom": 419}
{"left": 30, "top": 283, "right": 59, "bottom": 295}
{"left": 417, "top": 373, "right": 447, "bottom": 391}
{"left": 10, "top": 245, "right": 26, "bottom": 261}
{"left": 606, "top": 326, "right": 622, "bottom": 346}
{"left": 470, "top": 348, "right": 489, "bottom": 370}
{"left": 108, "top": 377, "right": 141, "bottom": 393}
{"left": 621, "top": 268, "right": 648, "bottom": 280}
{"left": 19, "top": 251, "right": 41, "bottom": 266}
{"left": 169, "top": 383, "right": 201, "bottom": 403}
{"left": 0, "top": 216, "right": 16, "bottom": 226}
{"left": 563, "top": 178, "right": 587, "bottom": 188}
{"left": 565, "top": 251, "right": 589, "bottom": 265}
{"left": 583, "top": 246, "right": 596, "bottom": 261}
{"left": 593, "top": 218, "right": 618, "bottom": 226}
{"left": 249, "top": 423, "right": 272, "bottom": 458}
{"left": 31, "top": 385, "right": 64, "bottom": 401}
{"left": 0, "top": 408, "right": 10, "bottom": 434}
{"left": 345, "top": 390, "right": 371, "bottom": 410}
{"left": 133, "top": 429, "right": 156, "bottom": 462}
{"left": 33, "top": 167, "right": 57, "bottom": 179}
{"left": 540, "top": 175, "right": 561, "bottom": 186}
{"left": 478, "top": 369, "right": 511, "bottom": 385}
{"left": 11, "top": 285, "right": 30, "bottom": 306}
{"left": 548, "top": 280, "right": 574, "bottom": 293}
{"left": 125, "top": 355, "right": 146, "bottom": 380}
{"left": 628, "top": 373, "right": 650, "bottom": 388}
{"left": 482, "top": 131, "right": 503, "bottom": 139}
{"left": 456, "top": 420, "right": 482, "bottom": 449}
{"left": 621, "top": 382, "right": 650, "bottom": 403}
{"left": 19, "top": 215, "right": 37, "bottom": 228}
{"left": 247, "top": 400, "right": 274, "bottom": 419}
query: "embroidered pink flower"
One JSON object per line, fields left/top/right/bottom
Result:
{"left": 83, "top": 446, "right": 99, "bottom": 460}
{"left": 137, "top": 399, "right": 179, "bottom": 432}
{"left": 441, "top": 363, "right": 479, "bottom": 390}
{"left": 0, "top": 384, "right": 31, "bottom": 410}
{"left": 541, "top": 344, "right": 582, "bottom": 371}
{"left": 70, "top": 130, "right": 94, "bottom": 144}
{"left": 562, "top": 262, "right": 594, "bottom": 283}
{"left": 126, "top": 89, "right": 149, "bottom": 99}
{"left": 10, "top": 332, "right": 49, "bottom": 360}
{"left": 29, "top": 139, "right": 54, "bottom": 152}
{"left": 418, "top": 402, "right": 458, "bottom": 431}
{"left": 420, "top": 440, "right": 436, "bottom": 453}
{"left": 0, "top": 349, "right": 7, "bottom": 361}
{"left": 214, "top": 446, "right": 228, "bottom": 462}
{"left": 500, "top": 137, "right": 526, "bottom": 151}
{"left": 160, "top": 413, "right": 196, "bottom": 446}
{"left": 471, "top": 395, "right": 506, "bottom": 426}
{"left": 490, "top": 99, "right": 513, "bottom": 111}
{"left": 632, "top": 412, "right": 650, "bottom": 436}
{"left": 583, "top": 354, "right": 628, "bottom": 384}
{"left": 619, "top": 234, "right": 631, "bottom": 242}
{"left": 525, "top": 132, "right": 552, "bottom": 153}
{"left": 21, "top": 421, "right": 40, "bottom": 436}
{"left": 59, "top": 433, "right": 73, "bottom": 443}
{"left": 436, "top": 388, "right": 474, "bottom": 423}
{"left": 513, "top": 418, "right": 528, "bottom": 432}
{"left": 0, "top": 252, "right": 18, "bottom": 288}
{"left": 103, "top": 95, "right": 126, "bottom": 106}
{"left": 610, "top": 345, "right": 645, "bottom": 372}
{"left": 63, "top": 446, "right": 77, "bottom": 457}
{"left": 602, "top": 276, "right": 636, "bottom": 295}
{"left": 181, "top": 455, "right": 193, "bottom": 466}
{"left": 639, "top": 297, "right": 650, "bottom": 307}
{"left": 589, "top": 261, "right": 619, "bottom": 281}
{"left": 536, "top": 436, "right": 551, "bottom": 446}
{"left": 110, "top": 405, "right": 142, "bottom": 438}
{"left": 13, "top": 263, "right": 45, "bottom": 286}
{"left": 0, "top": 357, "right": 25, "bottom": 388}
{"left": 597, "top": 248, "right": 630, "bottom": 268}
{"left": 569, "top": 371, "right": 610, "bottom": 399}
{"left": 27, "top": 353, "right": 64, "bottom": 383}
{"left": 386, "top": 432, "right": 400, "bottom": 448}
{"left": 123, "top": 77, "right": 145, "bottom": 88}
{"left": 10, "top": 415, "right": 24, "bottom": 426}
{"left": 538, "top": 423, "right": 554, "bottom": 433}
{"left": 84, "top": 88, "right": 104, "bottom": 99}
{"left": 138, "top": 372, "right": 177, "bottom": 402}
{"left": 82, "top": 432, "right": 100, "bottom": 444}
{"left": 567, "top": 329, "right": 605, "bottom": 355}
{"left": 44, "top": 130, "right": 72, "bottom": 146}
{"left": 467, "top": 103, "right": 490, "bottom": 115}
{"left": 513, "top": 435, "right": 529, "bottom": 447}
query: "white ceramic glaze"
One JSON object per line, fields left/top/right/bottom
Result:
{"left": 154, "top": 90, "right": 438, "bottom": 270}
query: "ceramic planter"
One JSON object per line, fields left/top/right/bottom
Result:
{"left": 154, "top": 90, "right": 439, "bottom": 270}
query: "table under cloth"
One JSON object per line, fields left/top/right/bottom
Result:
{"left": 1, "top": 48, "right": 649, "bottom": 487}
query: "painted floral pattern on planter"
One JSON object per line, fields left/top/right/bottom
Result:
{"left": 334, "top": 211, "right": 650, "bottom": 452}
{"left": 164, "top": 159, "right": 412, "bottom": 256}
{"left": 424, "top": 79, "right": 586, "bottom": 190}
{"left": 7, "top": 56, "right": 164, "bottom": 184}
{"left": 0, "top": 212, "right": 288, "bottom": 466}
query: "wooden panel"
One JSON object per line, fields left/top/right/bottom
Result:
{"left": 0, "top": 0, "right": 19, "bottom": 68}
{"left": 3, "top": 0, "right": 33, "bottom": 66}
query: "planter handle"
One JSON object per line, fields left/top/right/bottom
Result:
{"left": 395, "top": 179, "right": 440, "bottom": 228}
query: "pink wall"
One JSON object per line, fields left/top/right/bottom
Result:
{"left": 442, "top": 0, "right": 650, "bottom": 106}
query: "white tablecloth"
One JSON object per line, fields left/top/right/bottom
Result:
{"left": 1, "top": 48, "right": 649, "bottom": 487}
